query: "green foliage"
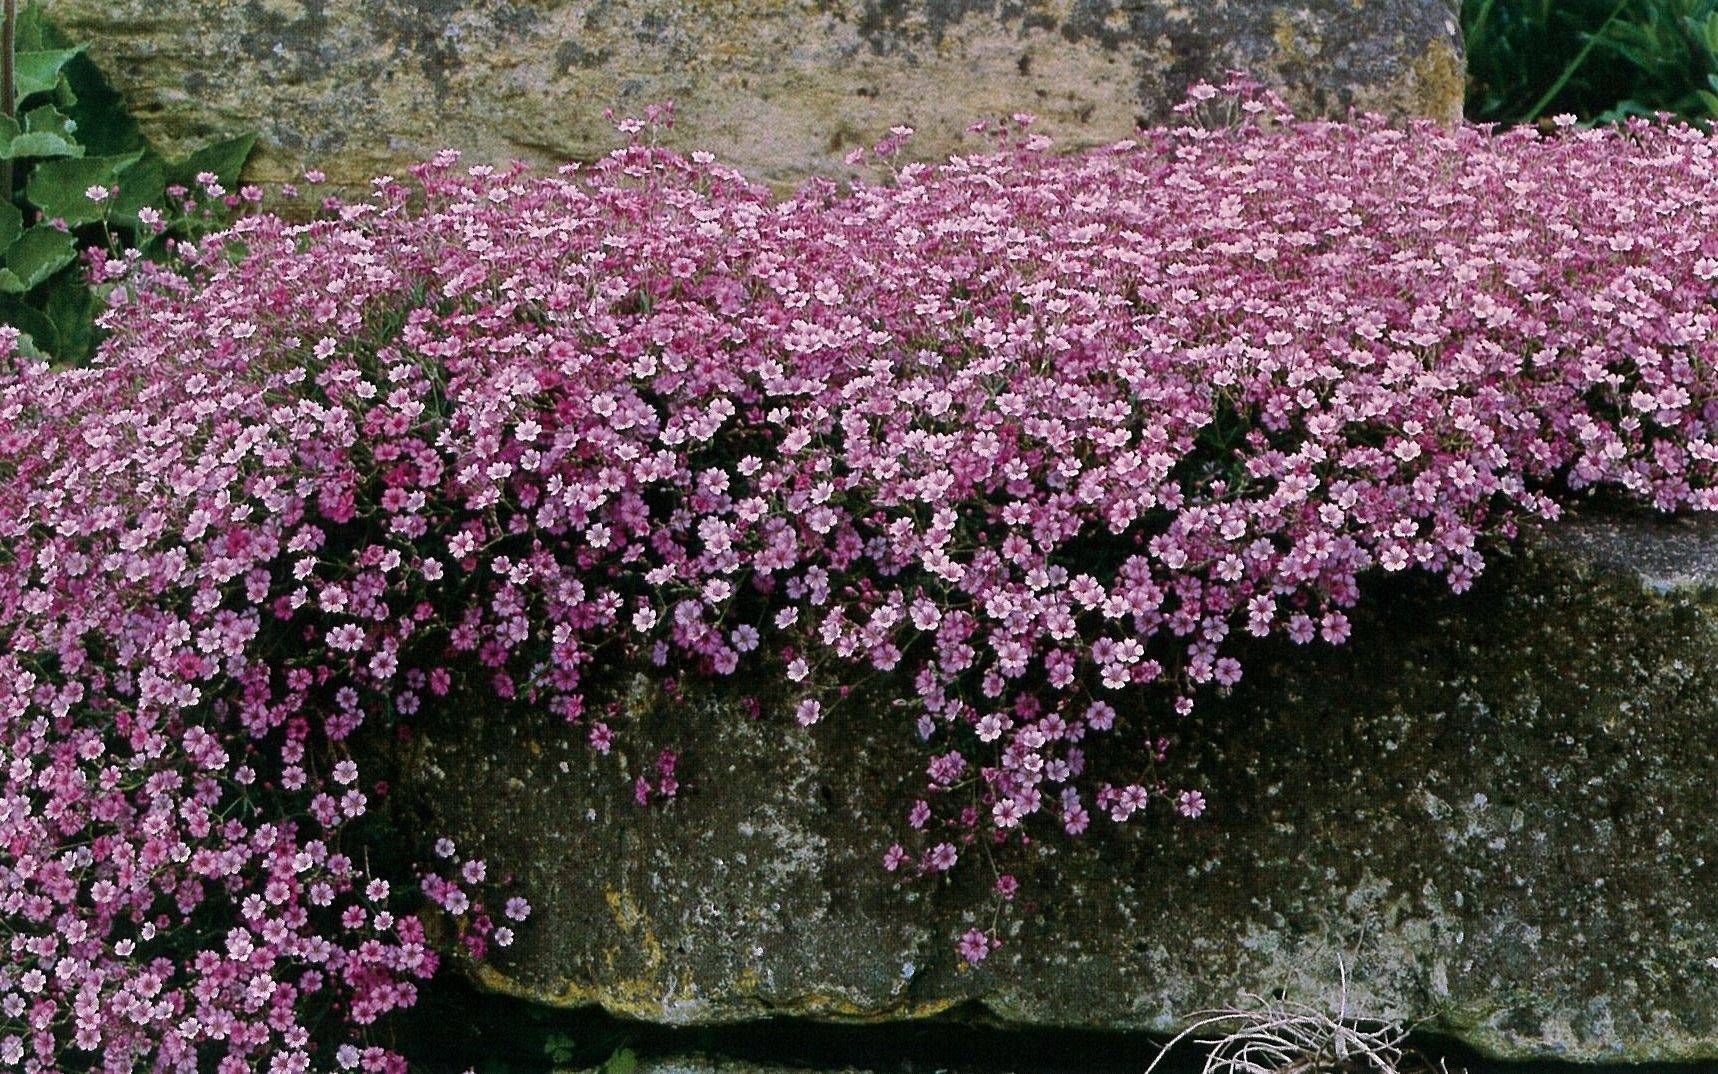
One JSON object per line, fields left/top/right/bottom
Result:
{"left": 602, "top": 1049, "right": 639, "bottom": 1074}
{"left": 1465, "top": 0, "right": 1718, "bottom": 124}
{"left": 542, "top": 1034, "right": 579, "bottom": 1066}
{"left": 539, "top": 1033, "right": 641, "bottom": 1073}
{"left": 0, "top": 3, "right": 255, "bottom": 364}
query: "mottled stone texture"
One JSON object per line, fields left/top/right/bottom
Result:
{"left": 401, "top": 514, "right": 1718, "bottom": 1063}
{"left": 41, "top": 0, "right": 1462, "bottom": 193}
{"left": 560, "top": 1058, "right": 879, "bottom": 1065}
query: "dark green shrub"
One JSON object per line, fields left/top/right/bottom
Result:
{"left": 1465, "top": 0, "right": 1718, "bottom": 124}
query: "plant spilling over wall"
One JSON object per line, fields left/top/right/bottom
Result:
{"left": 7, "top": 82, "right": 1718, "bottom": 1070}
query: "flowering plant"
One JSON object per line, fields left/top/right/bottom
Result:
{"left": 0, "top": 1, "right": 257, "bottom": 365}
{"left": 6, "top": 81, "right": 1718, "bottom": 1069}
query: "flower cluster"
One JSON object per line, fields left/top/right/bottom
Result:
{"left": 8, "top": 80, "right": 1718, "bottom": 1066}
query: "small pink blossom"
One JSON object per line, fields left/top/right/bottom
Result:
{"left": 1176, "top": 790, "right": 1207, "bottom": 819}
{"left": 957, "top": 928, "right": 994, "bottom": 964}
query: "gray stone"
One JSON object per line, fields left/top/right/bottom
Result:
{"left": 558, "top": 1063, "right": 874, "bottom": 1074}
{"left": 401, "top": 512, "right": 1718, "bottom": 1063}
{"left": 41, "top": 0, "right": 1463, "bottom": 195}
{"left": 556, "top": 1062, "right": 882, "bottom": 1074}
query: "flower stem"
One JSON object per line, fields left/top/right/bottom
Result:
{"left": 1, "top": 0, "right": 16, "bottom": 200}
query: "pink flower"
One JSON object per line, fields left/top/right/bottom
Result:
{"left": 926, "top": 843, "right": 958, "bottom": 872}
{"left": 957, "top": 928, "right": 993, "bottom": 965}
{"left": 1213, "top": 658, "right": 1243, "bottom": 687}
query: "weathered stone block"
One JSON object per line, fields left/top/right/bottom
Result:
{"left": 402, "top": 513, "right": 1718, "bottom": 1062}
{"left": 42, "top": 1, "right": 1463, "bottom": 193}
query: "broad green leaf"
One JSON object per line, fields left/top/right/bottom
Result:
{"left": 3, "top": 224, "right": 77, "bottom": 292}
{"left": 41, "top": 271, "right": 96, "bottom": 362}
{"left": 107, "top": 151, "right": 165, "bottom": 231}
{"left": 13, "top": 3, "right": 67, "bottom": 52}
{"left": 167, "top": 133, "right": 257, "bottom": 190}
{"left": 0, "top": 201, "right": 22, "bottom": 250}
{"left": 601, "top": 1049, "right": 638, "bottom": 1074}
{"left": 14, "top": 47, "right": 85, "bottom": 104}
{"left": 0, "top": 105, "right": 83, "bottom": 159}
{"left": 3, "top": 129, "right": 80, "bottom": 158}
{"left": 24, "top": 104, "right": 76, "bottom": 139}
{"left": 51, "top": 70, "right": 76, "bottom": 110}
{"left": 0, "top": 296, "right": 58, "bottom": 356}
{"left": 24, "top": 150, "right": 143, "bottom": 224}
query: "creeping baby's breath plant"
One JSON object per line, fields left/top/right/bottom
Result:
{"left": 7, "top": 80, "right": 1718, "bottom": 1068}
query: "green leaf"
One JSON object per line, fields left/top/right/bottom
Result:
{"left": 51, "top": 70, "right": 76, "bottom": 110}
{"left": 1, "top": 224, "right": 77, "bottom": 292}
{"left": 0, "top": 105, "right": 83, "bottom": 159}
{"left": 2, "top": 130, "right": 78, "bottom": 158}
{"left": 40, "top": 271, "right": 96, "bottom": 363}
{"left": 167, "top": 133, "right": 257, "bottom": 190}
{"left": 0, "top": 295, "right": 59, "bottom": 356}
{"left": 542, "top": 1033, "right": 578, "bottom": 1063}
{"left": 24, "top": 103, "right": 77, "bottom": 139}
{"left": 601, "top": 1048, "right": 638, "bottom": 1074}
{"left": 24, "top": 150, "right": 143, "bottom": 224}
{"left": 13, "top": 3, "right": 71, "bottom": 52}
{"left": 13, "top": 5, "right": 144, "bottom": 157}
{"left": 14, "top": 47, "right": 85, "bottom": 105}
{"left": 0, "top": 201, "right": 22, "bottom": 251}
{"left": 107, "top": 151, "right": 165, "bottom": 231}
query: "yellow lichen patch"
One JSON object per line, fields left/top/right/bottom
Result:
{"left": 1410, "top": 37, "right": 1467, "bottom": 123}
{"left": 470, "top": 961, "right": 675, "bottom": 1018}
{"left": 471, "top": 960, "right": 966, "bottom": 1022}
{"left": 1351, "top": 35, "right": 1465, "bottom": 123}
{"left": 605, "top": 888, "right": 666, "bottom": 974}
{"left": 764, "top": 992, "right": 966, "bottom": 1022}
{"left": 1271, "top": 12, "right": 1309, "bottom": 64}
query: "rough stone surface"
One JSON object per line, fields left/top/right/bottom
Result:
{"left": 401, "top": 513, "right": 1718, "bottom": 1064}
{"left": 42, "top": 0, "right": 1462, "bottom": 194}
{"left": 557, "top": 1063, "right": 885, "bottom": 1074}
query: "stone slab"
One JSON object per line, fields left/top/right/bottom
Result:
{"left": 43, "top": 0, "right": 1463, "bottom": 194}
{"left": 402, "top": 514, "right": 1718, "bottom": 1062}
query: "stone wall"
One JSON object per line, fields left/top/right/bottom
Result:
{"left": 42, "top": 1, "right": 1463, "bottom": 193}
{"left": 403, "top": 514, "right": 1718, "bottom": 1063}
